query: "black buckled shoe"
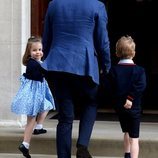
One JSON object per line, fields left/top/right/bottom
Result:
{"left": 18, "top": 144, "right": 31, "bottom": 158}
{"left": 33, "top": 128, "right": 47, "bottom": 135}
{"left": 76, "top": 145, "right": 92, "bottom": 158}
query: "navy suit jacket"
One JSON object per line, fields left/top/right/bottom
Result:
{"left": 41, "top": 0, "right": 111, "bottom": 84}
{"left": 109, "top": 63, "right": 146, "bottom": 111}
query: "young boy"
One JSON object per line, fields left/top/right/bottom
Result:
{"left": 108, "top": 36, "right": 146, "bottom": 158}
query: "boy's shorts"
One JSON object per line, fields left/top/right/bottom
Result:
{"left": 118, "top": 110, "right": 141, "bottom": 138}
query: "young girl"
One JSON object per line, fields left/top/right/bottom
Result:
{"left": 11, "top": 36, "right": 55, "bottom": 158}
{"left": 108, "top": 36, "right": 146, "bottom": 158}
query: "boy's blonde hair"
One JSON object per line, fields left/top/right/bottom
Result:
{"left": 22, "top": 36, "right": 42, "bottom": 66}
{"left": 116, "top": 35, "right": 136, "bottom": 59}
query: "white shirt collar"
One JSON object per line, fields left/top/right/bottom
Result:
{"left": 118, "top": 59, "right": 134, "bottom": 64}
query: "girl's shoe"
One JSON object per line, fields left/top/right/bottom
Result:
{"left": 18, "top": 144, "right": 31, "bottom": 158}
{"left": 33, "top": 128, "right": 47, "bottom": 135}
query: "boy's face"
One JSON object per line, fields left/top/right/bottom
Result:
{"left": 30, "top": 42, "right": 43, "bottom": 61}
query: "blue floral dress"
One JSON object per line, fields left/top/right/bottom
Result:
{"left": 11, "top": 58, "right": 55, "bottom": 117}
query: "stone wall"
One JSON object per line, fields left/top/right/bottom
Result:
{"left": 0, "top": 0, "right": 30, "bottom": 127}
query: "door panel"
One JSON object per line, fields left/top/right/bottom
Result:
{"left": 31, "top": 0, "right": 50, "bottom": 36}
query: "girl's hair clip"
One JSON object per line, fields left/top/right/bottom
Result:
{"left": 28, "top": 36, "right": 41, "bottom": 42}
{"left": 28, "top": 36, "right": 36, "bottom": 41}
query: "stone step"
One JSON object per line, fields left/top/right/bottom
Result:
{"left": 0, "top": 120, "right": 158, "bottom": 158}
{"left": 0, "top": 154, "right": 121, "bottom": 158}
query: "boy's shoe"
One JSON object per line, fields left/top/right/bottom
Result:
{"left": 18, "top": 144, "right": 31, "bottom": 158}
{"left": 124, "top": 152, "right": 131, "bottom": 158}
{"left": 76, "top": 145, "right": 92, "bottom": 158}
{"left": 33, "top": 128, "right": 47, "bottom": 135}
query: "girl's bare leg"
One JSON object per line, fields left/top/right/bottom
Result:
{"left": 36, "top": 111, "right": 48, "bottom": 125}
{"left": 24, "top": 116, "right": 36, "bottom": 144}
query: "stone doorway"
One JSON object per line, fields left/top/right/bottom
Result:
{"left": 31, "top": 0, "right": 158, "bottom": 110}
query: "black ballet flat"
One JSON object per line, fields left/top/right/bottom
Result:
{"left": 33, "top": 128, "right": 47, "bottom": 135}
{"left": 18, "top": 144, "right": 31, "bottom": 158}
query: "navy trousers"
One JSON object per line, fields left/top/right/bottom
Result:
{"left": 48, "top": 72, "right": 98, "bottom": 158}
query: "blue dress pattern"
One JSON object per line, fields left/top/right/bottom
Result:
{"left": 11, "top": 75, "right": 55, "bottom": 117}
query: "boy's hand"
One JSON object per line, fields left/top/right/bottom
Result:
{"left": 124, "top": 99, "right": 132, "bottom": 109}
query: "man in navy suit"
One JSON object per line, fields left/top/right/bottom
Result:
{"left": 42, "top": 0, "right": 111, "bottom": 158}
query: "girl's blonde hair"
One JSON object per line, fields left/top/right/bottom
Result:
{"left": 116, "top": 35, "right": 136, "bottom": 59}
{"left": 22, "top": 36, "right": 42, "bottom": 66}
